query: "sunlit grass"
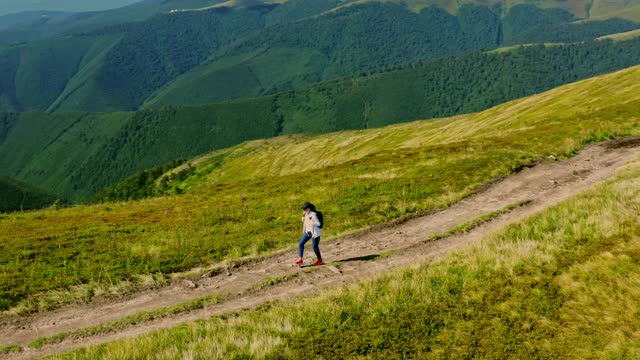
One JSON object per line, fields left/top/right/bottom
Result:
{"left": 28, "top": 294, "right": 225, "bottom": 349}
{"left": 0, "top": 344, "right": 22, "bottom": 355}
{"left": 431, "top": 200, "right": 531, "bottom": 240}
{"left": 48, "top": 159, "right": 640, "bottom": 359}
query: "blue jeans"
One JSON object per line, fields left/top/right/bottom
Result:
{"left": 298, "top": 232, "right": 321, "bottom": 259}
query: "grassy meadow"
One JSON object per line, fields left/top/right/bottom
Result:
{"left": 1, "top": 65, "right": 639, "bottom": 315}
{"left": 598, "top": 28, "right": 640, "bottom": 42}
{"left": 48, "top": 139, "right": 640, "bottom": 359}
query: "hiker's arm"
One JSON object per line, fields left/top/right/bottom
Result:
{"left": 311, "top": 213, "right": 320, "bottom": 226}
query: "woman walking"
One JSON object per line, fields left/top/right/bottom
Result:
{"left": 295, "top": 202, "right": 323, "bottom": 266}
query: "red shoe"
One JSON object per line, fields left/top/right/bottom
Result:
{"left": 295, "top": 259, "right": 304, "bottom": 265}
{"left": 313, "top": 259, "right": 324, "bottom": 266}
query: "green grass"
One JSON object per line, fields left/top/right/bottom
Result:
{"left": 1, "top": 65, "right": 639, "bottom": 314}
{"left": 598, "top": 28, "right": 640, "bottom": 42}
{"left": 46, "top": 142, "right": 640, "bottom": 359}
{"left": 590, "top": 2, "right": 640, "bottom": 22}
{"left": 331, "top": 0, "right": 601, "bottom": 18}
{"left": 28, "top": 294, "right": 225, "bottom": 349}
{"left": 0, "top": 344, "right": 22, "bottom": 354}
{"left": 247, "top": 273, "right": 300, "bottom": 293}
{"left": 487, "top": 42, "right": 564, "bottom": 54}
{"left": 431, "top": 200, "right": 532, "bottom": 240}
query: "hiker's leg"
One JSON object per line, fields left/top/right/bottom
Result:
{"left": 312, "top": 237, "right": 322, "bottom": 260}
{"left": 298, "top": 233, "right": 311, "bottom": 257}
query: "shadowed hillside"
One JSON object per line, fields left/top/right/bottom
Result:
{"left": 0, "top": 177, "right": 57, "bottom": 213}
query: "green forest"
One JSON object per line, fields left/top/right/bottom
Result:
{"left": 0, "top": 177, "right": 57, "bottom": 212}
{"left": 134, "top": 2, "right": 640, "bottom": 108}
{"left": 70, "top": 37, "right": 640, "bottom": 203}
{"left": 1, "top": 2, "right": 638, "bottom": 113}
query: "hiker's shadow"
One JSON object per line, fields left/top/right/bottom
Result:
{"left": 339, "top": 254, "right": 380, "bottom": 262}
{"left": 298, "top": 254, "right": 381, "bottom": 268}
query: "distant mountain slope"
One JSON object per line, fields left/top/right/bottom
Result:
{"left": 0, "top": 11, "right": 72, "bottom": 32}
{"left": 142, "top": 2, "right": 640, "bottom": 108}
{"left": 0, "top": 177, "right": 57, "bottom": 212}
{"left": 3, "top": 37, "right": 638, "bottom": 202}
{"left": 0, "top": 111, "right": 132, "bottom": 198}
{"left": 1, "top": 1, "right": 639, "bottom": 113}
{"left": 194, "top": 0, "right": 631, "bottom": 19}
{"left": 0, "top": 0, "right": 140, "bottom": 15}
{"left": 126, "top": 65, "right": 640, "bottom": 197}
{"left": 589, "top": 0, "right": 640, "bottom": 21}
{"left": 144, "top": 2, "right": 503, "bottom": 107}
{"left": 0, "top": 1, "right": 228, "bottom": 46}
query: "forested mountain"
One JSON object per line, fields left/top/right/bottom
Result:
{"left": 145, "top": 2, "right": 640, "bottom": 108}
{"left": 0, "top": 11, "right": 71, "bottom": 31}
{"left": 0, "top": 0, "right": 139, "bottom": 15}
{"left": 3, "top": 37, "right": 640, "bottom": 202}
{"left": 0, "top": 0, "right": 228, "bottom": 46}
{"left": 0, "top": 177, "right": 57, "bottom": 212}
{"left": 1, "top": 0, "right": 639, "bottom": 112}
{"left": 2, "top": 0, "right": 640, "bottom": 208}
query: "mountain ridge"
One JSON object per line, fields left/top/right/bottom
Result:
{"left": 1, "top": 1, "right": 639, "bottom": 113}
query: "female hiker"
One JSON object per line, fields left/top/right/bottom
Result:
{"left": 295, "top": 202, "right": 324, "bottom": 266}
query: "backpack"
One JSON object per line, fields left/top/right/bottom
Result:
{"left": 315, "top": 210, "right": 324, "bottom": 229}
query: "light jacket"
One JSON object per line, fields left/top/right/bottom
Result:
{"left": 302, "top": 211, "right": 322, "bottom": 239}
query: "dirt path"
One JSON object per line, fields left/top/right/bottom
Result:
{"left": 2, "top": 138, "right": 639, "bottom": 359}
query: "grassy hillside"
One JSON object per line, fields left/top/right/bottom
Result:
{"left": 53, "top": 155, "right": 640, "bottom": 359}
{"left": 4, "top": 37, "right": 640, "bottom": 202}
{"left": 220, "top": 0, "right": 636, "bottom": 19}
{"left": 590, "top": 0, "right": 640, "bottom": 21}
{"left": 0, "top": 64, "right": 638, "bottom": 313}
{"left": 0, "top": 177, "right": 58, "bottom": 213}
{"left": 598, "top": 28, "right": 640, "bottom": 41}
